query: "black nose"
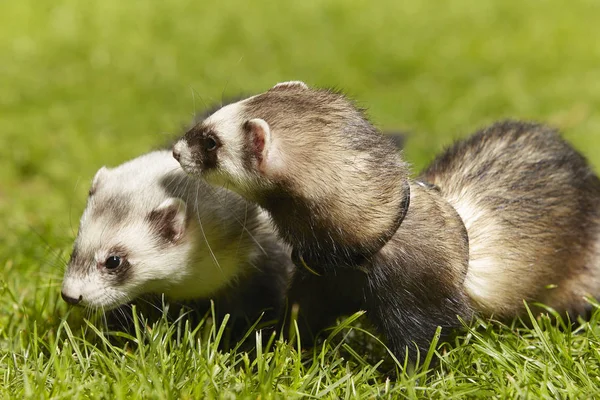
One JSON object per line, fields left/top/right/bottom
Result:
{"left": 172, "top": 148, "right": 181, "bottom": 162}
{"left": 61, "top": 291, "right": 82, "bottom": 305}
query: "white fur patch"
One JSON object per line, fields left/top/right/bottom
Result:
{"left": 205, "top": 102, "right": 253, "bottom": 184}
{"left": 63, "top": 150, "right": 253, "bottom": 309}
{"left": 463, "top": 256, "right": 505, "bottom": 308}
{"left": 449, "top": 192, "right": 487, "bottom": 231}
{"left": 445, "top": 192, "right": 511, "bottom": 313}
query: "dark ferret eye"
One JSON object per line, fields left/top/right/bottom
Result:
{"left": 105, "top": 256, "right": 121, "bottom": 269}
{"left": 205, "top": 136, "right": 218, "bottom": 151}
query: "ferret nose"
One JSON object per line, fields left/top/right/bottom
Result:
{"left": 172, "top": 147, "right": 181, "bottom": 162}
{"left": 173, "top": 141, "right": 184, "bottom": 162}
{"left": 61, "top": 291, "right": 83, "bottom": 305}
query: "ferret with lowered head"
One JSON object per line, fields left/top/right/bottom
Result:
{"left": 172, "top": 81, "right": 600, "bottom": 361}
{"left": 61, "top": 150, "right": 293, "bottom": 340}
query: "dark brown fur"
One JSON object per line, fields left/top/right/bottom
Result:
{"left": 287, "top": 183, "right": 474, "bottom": 359}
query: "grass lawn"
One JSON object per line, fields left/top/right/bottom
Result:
{"left": 2, "top": 0, "right": 600, "bottom": 397}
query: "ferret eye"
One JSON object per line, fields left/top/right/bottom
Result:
{"left": 205, "top": 136, "right": 218, "bottom": 151}
{"left": 105, "top": 256, "right": 121, "bottom": 269}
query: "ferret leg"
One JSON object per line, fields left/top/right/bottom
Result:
{"left": 282, "top": 269, "right": 367, "bottom": 345}
{"left": 363, "top": 266, "right": 471, "bottom": 365}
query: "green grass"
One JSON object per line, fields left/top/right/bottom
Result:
{"left": 2, "top": 0, "right": 600, "bottom": 397}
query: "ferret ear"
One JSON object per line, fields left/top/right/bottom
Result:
{"left": 148, "top": 198, "right": 187, "bottom": 243}
{"left": 89, "top": 166, "right": 109, "bottom": 195}
{"left": 270, "top": 81, "right": 308, "bottom": 91}
{"left": 245, "top": 118, "right": 282, "bottom": 175}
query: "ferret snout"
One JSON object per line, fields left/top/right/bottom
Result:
{"left": 172, "top": 140, "right": 198, "bottom": 174}
{"left": 61, "top": 279, "right": 84, "bottom": 305}
{"left": 61, "top": 291, "right": 82, "bottom": 305}
{"left": 172, "top": 140, "right": 186, "bottom": 161}
{"left": 172, "top": 146, "right": 181, "bottom": 162}
{"left": 61, "top": 276, "right": 92, "bottom": 306}
{"left": 172, "top": 140, "right": 187, "bottom": 164}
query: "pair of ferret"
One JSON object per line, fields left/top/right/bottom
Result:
{"left": 63, "top": 81, "right": 600, "bottom": 362}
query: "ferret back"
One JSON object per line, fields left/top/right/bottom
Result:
{"left": 422, "top": 121, "right": 600, "bottom": 316}
{"left": 239, "top": 85, "right": 411, "bottom": 265}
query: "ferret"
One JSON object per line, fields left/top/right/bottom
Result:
{"left": 61, "top": 150, "right": 294, "bottom": 341}
{"left": 172, "top": 81, "right": 600, "bottom": 361}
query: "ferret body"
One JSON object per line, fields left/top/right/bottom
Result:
{"left": 421, "top": 121, "right": 600, "bottom": 317}
{"left": 61, "top": 150, "right": 293, "bottom": 338}
{"left": 173, "top": 81, "right": 600, "bottom": 360}
{"left": 172, "top": 81, "right": 471, "bottom": 358}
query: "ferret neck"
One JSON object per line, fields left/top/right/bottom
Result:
{"left": 265, "top": 180, "right": 412, "bottom": 275}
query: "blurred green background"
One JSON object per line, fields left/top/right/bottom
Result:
{"left": 2, "top": 0, "right": 600, "bottom": 291}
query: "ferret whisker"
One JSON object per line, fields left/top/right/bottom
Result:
{"left": 118, "top": 304, "right": 133, "bottom": 328}
{"left": 37, "top": 280, "right": 63, "bottom": 289}
{"left": 191, "top": 87, "right": 197, "bottom": 123}
{"left": 220, "top": 78, "right": 231, "bottom": 108}
{"left": 85, "top": 306, "right": 99, "bottom": 336}
{"left": 177, "top": 173, "right": 190, "bottom": 200}
{"left": 27, "top": 225, "right": 70, "bottom": 266}
{"left": 70, "top": 176, "right": 82, "bottom": 239}
{"left": 217, "top": 180, "right": 268, "bottom": 256}
{"left": 138, "top": 296, "right": 165, "bottom": 315}
{"left": 194, "top": 184, "right": 223, "bottom": 273}
{"left": 221, "top": 57, "right": 244, "bottom": 107}
{"left": 185, "top": 174, "right": 195, "bottom": 203}
{"left": 102, "top": 306, "right": 110, "bottom": 332}
{"left": 246, "top": 260, "right": 263, "bottom": 273}
{"left": 36, "top": 271, "right": 63, "bottom": 280}
{"left": 39, "top": 257, "right": 68, "bottom": 275}
{"left": 32, "top": 257, "right": 66, "bottom": 273}
{"left": 115, "top": 305, "right": 130, "bottom": 329}
{"left": 190, "top": 87, "right": 209, "bottom": 119}
{"left": 234, "top": 184, "right": 249, "bottom": 257}
{"left": 82, "top": 309, "right": 91, "bottom": 337}
{"left": 164, "top": 166, "right": 187, "bottom": 197}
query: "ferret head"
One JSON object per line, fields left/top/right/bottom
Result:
{"left": 61, "top": 152, "right": 196, "bottom": 309}
{"left": 173, "top": 81, "right": 315, "bottom": 198}
{"left": 173, "top": 81, "right": 410, "bottom": 266}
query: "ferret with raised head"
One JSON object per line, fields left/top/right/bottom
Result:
{"left": 61, "top": 150, "right": 294, "bottom": 340}
{"left": 172, "top": 81, "right": 600, "bottom": 361}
